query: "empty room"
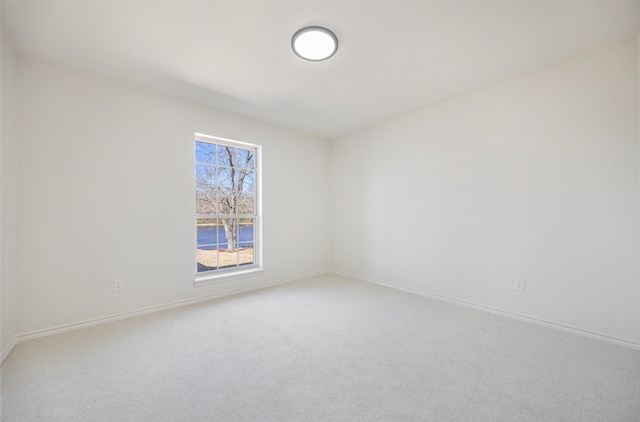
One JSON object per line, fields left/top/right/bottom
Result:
{"left": 1, "top": 1, "right": 639, "bottom": 421}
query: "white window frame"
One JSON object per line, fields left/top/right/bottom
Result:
{"left": 194, "top": 133, "right": 262, "bottom": 286}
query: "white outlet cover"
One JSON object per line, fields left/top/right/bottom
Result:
{"left": 513, "top": 278, "right": 526, "bottom": 292}
{"left": 114, "top": 278, "right": 124, "bottom": 292}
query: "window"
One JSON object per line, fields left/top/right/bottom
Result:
{"left": 194, "top": 133, "right": 261, "bottom": 282}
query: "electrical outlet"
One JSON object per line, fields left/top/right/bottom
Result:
{"left": 294, "top": 254, "right": 301, "bottom": 264}
{"left": 513, "top": 278, "right": 526, "bottom": 292}
{"left": 113, "top": 278, "right": 124, "bottom": 292}
{"left": 361, "top": 255, "right": 367, "bottom": 263}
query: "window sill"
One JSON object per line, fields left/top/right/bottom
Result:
{"left": 194, "top": 266, "right": 264, "bottom": 287}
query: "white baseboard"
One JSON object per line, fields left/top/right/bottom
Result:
{"left": 331, "top": 269, "right": 640, "bottom": 351}
{"left": 1, "top": 269, "right": 331, "bottom": 364}
{"left": 1, "top": 335, "right": 18, "bottom": 364}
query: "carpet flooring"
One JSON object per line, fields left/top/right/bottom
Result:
{"left": 2, "top": 273, "right": 639, "bottom": 421}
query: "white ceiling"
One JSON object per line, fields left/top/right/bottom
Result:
{"left": 2, "top": 1, "right": 640, "bottom": 139}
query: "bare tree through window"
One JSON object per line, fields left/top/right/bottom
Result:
{"left": 195, "top": 136, "right": 258, "bottom": 273}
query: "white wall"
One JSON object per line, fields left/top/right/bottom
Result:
{"left": 16, "top": 56, "right": 331, "bottom": 334}
{"left": 332, "top": 38, "right": 640, "bottom": 345}
{"left": 1, "top": 29, "right": 18, "bottom": 354}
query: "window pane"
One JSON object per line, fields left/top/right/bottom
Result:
{"left": 195, "top": 164, "right": 216, "bottom": 190}
{"left": 195, "top": 142, "right": 216, "bottom": 164}
{"left": 217, "top": 167, "right": 235, "bottom": 191}
{"left": 218, "top": 249, "right": 238, "bottom": 269}
{"left": 196, "top": 219, "right": 220, "bottom": 247}
{"left": 197, "top": 218, "right": 219, "bottom": 273}
{"left": 237, "top": 148, "right": 255, "bottom": 169}
{"left": 238, "top": 220, "right": 254, "bottom": 245}
{"left": 236, "top": 193, "right": 255, "bottom": 215}
{"left": 237, "top": 242, "right": 254, "bottom": 266}
{"left": 218, "top": 218, "right": 241, "bottom": 250}
{"left": 197, "top": 248, "right": 218, "bottom": 272}
{"left": 216, "top": 191, "right": 235, "bottom": 215}
{"left": 240, "top": 172, "right": 254, "bottom": 192}
{"left": 196, "top": 190, "right": 217, "bottom": 215}
{"left": 217, "top": 146, "right": 236, "bottom": 167}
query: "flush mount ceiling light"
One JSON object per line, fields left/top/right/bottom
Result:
{"left": 291, "top": 26, "right": 338, "bottom": 61}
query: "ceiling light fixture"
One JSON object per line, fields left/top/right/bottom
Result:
{"left": 291, "top": 26, "right": 338, "bottom": 61}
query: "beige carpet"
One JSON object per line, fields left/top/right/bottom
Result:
{"left": 2, "top": 274, "right": 639, "bottom": 421}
